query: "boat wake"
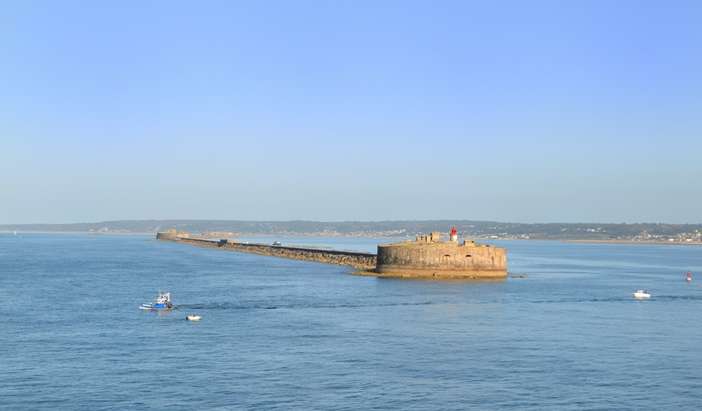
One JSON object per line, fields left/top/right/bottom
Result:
{"left": 175, "top": 301, "right": 436, "bottom": 311}
{"left": 648, "top": 294, "right": 702, "bottom": 301}
{"left": 530, "top": 294, "right": 702, "bottom": 304}
{"left": 172, "top": 295, "right": 702, "bottom": 311}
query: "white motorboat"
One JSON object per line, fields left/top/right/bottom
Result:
{"left": 186, "top": 314, "right": 202, "bottom": 321}
{"left": 633, "top": 289, "right": 651, "bottom": 299}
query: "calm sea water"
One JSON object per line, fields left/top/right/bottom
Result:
{"left": 1, "top": 234, "right": 701, "bottom": 410}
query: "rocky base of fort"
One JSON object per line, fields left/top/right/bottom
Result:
{"left": 371, "top": 266, "right": 507, "bottom": 279}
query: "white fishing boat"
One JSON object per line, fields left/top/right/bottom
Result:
{"left": 186, "top": 314, "right": 202, "bottom": 321}
{"left": 139, "top": 291, "right": 173, "bottom": 310}
{"left": 633, "top": 289, "right": 651, "bottom": 299}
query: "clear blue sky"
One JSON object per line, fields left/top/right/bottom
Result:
{"left": 2, "top": 1, "right": 700, "bottom": 224}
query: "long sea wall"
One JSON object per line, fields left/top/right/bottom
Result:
{"left": 156, "top": 232, "right": 377, "bottom": 270}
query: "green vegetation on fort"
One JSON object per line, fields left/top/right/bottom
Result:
{"left": 2, "top": 220, "right": 701, "bottom": 243}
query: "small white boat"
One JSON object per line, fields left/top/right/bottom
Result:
{"left": 633, "top": 289, "right": 651, "bottom": 299}
{"left": 186, "top": 314, "right": 202, "bottom": 321}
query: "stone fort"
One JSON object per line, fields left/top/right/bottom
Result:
{"left": 375, "top": 228, "right": 507, "bottom": 279}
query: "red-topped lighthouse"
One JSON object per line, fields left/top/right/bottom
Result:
{"left": 450, "top": 226, "right": 458, "bottom": 242}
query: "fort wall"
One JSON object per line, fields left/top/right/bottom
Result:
{"left": 376, "top": 238, "right": 507, "bottom": 279}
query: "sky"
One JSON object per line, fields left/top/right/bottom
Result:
{"left": 1, "top": 0, "right": 701, "bottom": 224}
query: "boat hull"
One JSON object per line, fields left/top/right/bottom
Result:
{"left": 139, "top": 303, "right": 172, "bottom": 310}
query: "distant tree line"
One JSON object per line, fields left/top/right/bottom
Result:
{"left": 2, "top": 220, "right": 701, "bottom": 240}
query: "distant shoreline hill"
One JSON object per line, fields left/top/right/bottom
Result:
{"left": 1, "top": 220, "right": 701, "bottom": 243}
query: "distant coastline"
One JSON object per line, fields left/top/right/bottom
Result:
{"left": 0, "top": 230, "right": 153, "bottom": 236}
{"left": 3, "top": 232, "right": 701, "bottom": 247}
{"left": 1, "top": 219, "right": 701, "bottom": 246}
{"left": 566, "top": 239, "right": 702, "bottom": 246}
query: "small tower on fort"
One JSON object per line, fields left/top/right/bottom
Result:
{"left": 449, "top": 226, "right": 458, "bottom": 242}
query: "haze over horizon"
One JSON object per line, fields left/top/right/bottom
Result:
{"left": 3, "top": 218, "right": 702, "bottom": 227}
{"left": 3, "top": 1, "right": 701, "bottom": 225}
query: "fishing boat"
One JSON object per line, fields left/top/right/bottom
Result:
{"left": 139, "top": 291, "right": 173, "bottom": 310}
{"left": 633, "top": 289, "right": 651, "bottom": 299}
{"left": 685, "top": 272, "right": 693, "bottom": 282}
{"left": 186, "top": 314, "right": 202, "bottom": 321}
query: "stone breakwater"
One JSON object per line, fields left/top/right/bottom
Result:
{"left": 156, "top": 232, "right": 377, "bottom": 270}
{"left": 157, "top": 229, "right": 507, "bottom": 279}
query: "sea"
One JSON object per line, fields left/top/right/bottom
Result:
{"left": 1, "top": 233, "right": 701, "bottom": 410}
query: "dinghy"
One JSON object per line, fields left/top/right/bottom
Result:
{"left": 633, "top": 289, "right": 651, "bottom": 299}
